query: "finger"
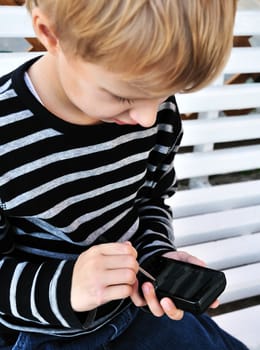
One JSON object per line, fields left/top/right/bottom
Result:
{"left": 103, "top": 268, "right": 137, "bottom": 286}
{"left": 100, "top": 284, "right": 135, "bottom": 305}
{"left": 142, "top": 282, "right": 164, "bottom": 317}
{"left": 164, "top": 251, "right": 206, "bottom": 267}
{"left": 160, "top": 298, "right": 184, "bottom": 320}
{"left": 104, "top": 254, "right": 139, "bottom": 272}
{"left": 92, "top": 242, "right": 137, "bottom": 258}
{"left": 130, "top": 280, "right": 147, "bottom": 307}
{"left": 210, "top": 299, "right": 220, "bottom": 309}
{"left": 177, "top": 251, "right": 206, "bottom": 267}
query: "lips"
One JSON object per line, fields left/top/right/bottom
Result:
{"left": 114, "top": 118, "right": 137, "bottom": 125}
{"left": 114, "top": 119, "right": 127, "bottom": 125}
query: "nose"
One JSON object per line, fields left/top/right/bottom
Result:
{"left": 129, "top": 99, "right": 162, "bottom": 128}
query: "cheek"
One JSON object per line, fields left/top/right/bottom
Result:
{"left": 58, "top": 62, "right": 130, "bottom": 117}
{"left": 69, "top": 89, "right": 129, "bottom": 118}
{"left": 70, "top": 88, "right": 129, "bottom": 118}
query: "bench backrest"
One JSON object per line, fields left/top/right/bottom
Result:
{"left": 174, "top": 10, "right": 260, "bottom": 186}
{"left": 168, "top": 8, "right": 260, "bottom": 315}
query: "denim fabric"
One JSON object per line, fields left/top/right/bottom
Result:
{"left": 0, "top": 306, "right": 249, "bottom": 350}
{"left": 108, "top": 309, "right": 249, "bottom": 350}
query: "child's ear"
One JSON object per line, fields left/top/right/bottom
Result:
{"left": 31, "top": 8, "right": 59, "bottom": 54}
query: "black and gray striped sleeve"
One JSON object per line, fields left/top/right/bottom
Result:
{"left": 0, "top": 218, "right": 82, "bottom": 330}
{"left": 133, "top": 96, "right": 183, "bottom": 264}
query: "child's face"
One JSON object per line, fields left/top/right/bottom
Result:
{"left": 54, "top": 50, "right": 167, "bottom": 127}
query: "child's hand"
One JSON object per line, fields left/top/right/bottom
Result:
{"left": 140, "top": 251, "right": 219, "bottom": 320}
{"left": 70, "top": 242, "right": 139, "bottom": 312}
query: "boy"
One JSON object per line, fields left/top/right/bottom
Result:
{"left": 0, "top": 0, "right": 249, "bottom": 349}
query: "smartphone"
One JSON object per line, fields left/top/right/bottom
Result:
{"left": 139, "top": 256, "right": 226, "bottom": 314}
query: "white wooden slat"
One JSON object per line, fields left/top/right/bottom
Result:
{"left": 0, "top": 52, "right": 42, "bottom": 76}
{"left": 169, "top": 180, "right": 260, "bottom": 218}
{"left": 176, "top": 83, "right": 260, "bottom": 114}
{"left": 226, "top": 47, "right": 260, "bottom": 74}
{"left": 174, "top": 204, "right": 260, "bottom": 247}
{"left": 214, "top": 305, "right": 260, "bottom": 350}
{"left": 221, "top": 263, "right": 260, "bottom": 304}
{"left": 181, "top": 233, "right": 260, "bottom": 270}
{"left": 0, "top": 6, "right": 34, "bottom": 38}
{"left": 234, "top": 10, "right": 260, "bottom": 36}
{"left": 176, "top": 144, "right": 260, "bottom": 179}
{"left": 175, "top": 145, "right": 260, "bottom": 180}
{"left": 180, "top": 114, "right": 260, "bottom": 147}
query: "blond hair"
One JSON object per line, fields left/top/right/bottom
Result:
{"left": 26, "top": 0, "right": 237, "bottom": 95}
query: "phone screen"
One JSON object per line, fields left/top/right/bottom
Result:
{"left": 156, "top": 258, "right": 222, "bottom": 299}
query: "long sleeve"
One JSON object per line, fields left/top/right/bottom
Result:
{"left": 133, "top": 97, "right": 183, "bottom": 264}
{"left": 0, "top": 211, "right": 85, "bottom": 333}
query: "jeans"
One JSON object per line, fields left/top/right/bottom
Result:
{"left": 0, "top": 306, "right": 249, "bottom": 350}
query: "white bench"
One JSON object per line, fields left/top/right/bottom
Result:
{"left": 0, "top": 5, "right": 260, "bottom": 350}
{"left": 171, "top": 9, "right": 260, "bottom": 350}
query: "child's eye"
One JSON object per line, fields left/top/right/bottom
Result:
{"left": 116, "top": 96, "right": 135, "bottom": 105}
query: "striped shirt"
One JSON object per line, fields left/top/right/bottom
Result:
{"left": 0, "top": 58, "right": 183, "bottom": 336}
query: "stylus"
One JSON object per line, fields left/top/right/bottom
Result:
{"left": 139, "top": 266, "right": 156, "bottom": 282}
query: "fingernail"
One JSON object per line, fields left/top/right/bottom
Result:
{"left": 161, "top": 298, "right": 171, "bottom": 310}
{"left": 142, "top": 283, "right": 151, "bottom": 295}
